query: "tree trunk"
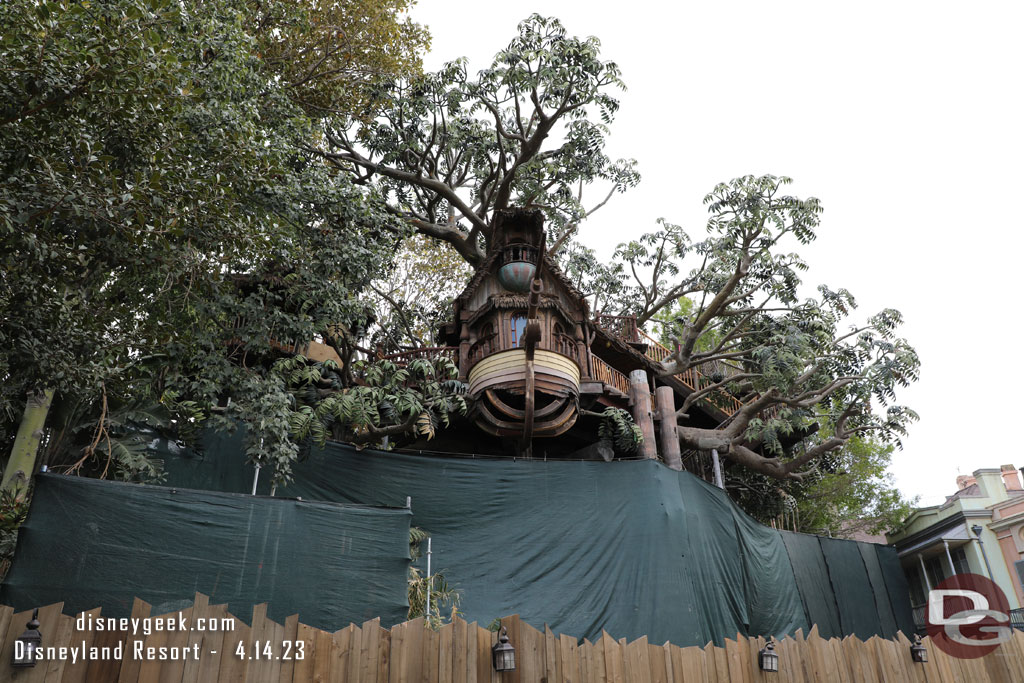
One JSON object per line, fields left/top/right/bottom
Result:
{"left": 2, "top": 388, "right": 55, "bottom": 494}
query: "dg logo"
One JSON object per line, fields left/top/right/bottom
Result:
{"left": 926, "top": 573, "right": 1013, "bottom": 659}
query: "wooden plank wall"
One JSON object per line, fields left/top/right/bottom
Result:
{"left": 0, "top": 595, "right": 1022, "bottom": 682}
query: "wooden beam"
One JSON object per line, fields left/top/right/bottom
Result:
{"left": 628, "top": 370, "right": 658, "bottom": 460}
{"left": 656, "top": 386, "right": 682, "bottom": 470}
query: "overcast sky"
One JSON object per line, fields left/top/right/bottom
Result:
{"left": 410, "top": 0, "right": 1024, "bottom": 505}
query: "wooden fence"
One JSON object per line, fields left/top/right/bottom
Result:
{"left": 0, "top": 594, "right": 1022, "bottom": 682}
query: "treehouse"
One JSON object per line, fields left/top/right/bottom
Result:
{"left": 387, "top": 208, "right": 761, "bottom": 462}
{"left": 440, "top": 210, "right": 588, "bottom": 443}
{"left": 213, "top": 207, "right": 802, "bottom": 473}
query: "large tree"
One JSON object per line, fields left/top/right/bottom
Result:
{"left": 316, "top": 14, "right": 640, "bottom": 266}
{"left": 0, "top": 0, "right": 453, "bottom": 484}
{"left": 585, "top": 175, "right": 919, "bottom": 480}
{"left": 726, "top": 431, "right": 917, "bottom": 538}
{"left": 322, "top": 16, "right": 919, "bottom": 482}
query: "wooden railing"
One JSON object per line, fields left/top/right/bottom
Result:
{"left": 466, "top": 331, "right": 580, "bottom": 370}
{"left": 633, "top": 329, "right": 745, "bottom": 416}
{"left": 591, "top": 355, "right": 630, "bottom": 396}
{"left": 593, "top": 318, "right": 756, "bottom": 419}
{"left": 552, "top": 332, "right": 580, "bottom": 361}
{"left": 594, "top": 314, "right": 640, "bottom": 343}
{"left": 466, "top": 334, "right": 497, "bottom": 367}
{"left": 5, "top": 594, "right": 1023, "bottom": 683}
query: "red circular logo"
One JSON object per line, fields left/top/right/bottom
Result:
{"left": 925, "top": 573, "right": 1012, "bottom": 659}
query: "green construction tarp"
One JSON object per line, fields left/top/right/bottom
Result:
{"left": 28, "top": 430, "right": 913, "bottom": 646}
{"left": 154, "top": 436, "right": 912, "bottom": 646}
{"left": 0, "top": 474, "right": 411, "bottom": 630}
{"left": 859, "top": 543, "right": 899, "bottom": 638}
{"left": 875, "top": 542, "right": 918, "bottom": 636}
{"left": 780, "top": 531, "right": 843, "bottom": 638}
{"left": 275, "top": 446, "right": 812, "bottom": 646}
{"left": 729, "top": 503, "right": 809, "bottom": 638}
{"left": 819, "top": 536, "right": 886, "bottom": 640}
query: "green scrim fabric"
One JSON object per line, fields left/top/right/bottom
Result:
{"left": 272, "top": 444, "right": 811, "bottom": 646}
{"left": 158, "top": 428, "right": 260, "bottom": 494}
{"left": 779, "top": 531, "right": 843, "bottom": 638}
{"left": 0, "top": 474, "right": 410, "bottom": 630}
{"left": 819, "top": 537, "right": 885, "bottom": 640}
{"left": 859, "top": 542, "right": 899, "bottom": 637}
{"left": 151, "top": 435, "right": 913, "bottom": 646}
{"left": 875, "top": 543, "right": 918, "bottom": 636}
{"left": 729, "top": 505, "right": 809, "bottom": 637}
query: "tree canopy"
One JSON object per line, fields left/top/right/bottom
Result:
{"left": 586, "top": 175, "right": 919, "bottom": 480}
{"left": 2, "top": 7, "right": 919, "bottom": 494}
{"left": 249, "top": 0, "right": 428, "bottom": 116}
{"left": 323, "top": 17, "right": 920, "bottom": 484}
{"left": 726, "top": 431, "right": 917, "bottom": 537}
{"left": 0, "top": 0, "right": 457, "bottom": 483}
{"left": 317, "top": 14, "right": 640, "bottom": 266}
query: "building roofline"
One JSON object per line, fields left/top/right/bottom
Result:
{"left": 889, "top": 508, "right": 992, "bottom": 550}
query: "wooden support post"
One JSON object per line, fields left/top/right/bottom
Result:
{"left": 655, "top": 386, "right": 682, "bottom": 470}
{"left": 574, "top": 323, "right": 589, "bottom": 379}
{"left": 458, "top": 326, "right": 470, "bottom": 381}
{"left": 628, "top": 370, "right": 658, "bottom": 460}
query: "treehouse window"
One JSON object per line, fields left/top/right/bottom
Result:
{"left": 509, "top": 314, "right": 528, "bottom": 348}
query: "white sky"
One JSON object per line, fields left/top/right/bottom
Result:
{"left": 410, "top": 0, "right": 1024, "bottom": 505}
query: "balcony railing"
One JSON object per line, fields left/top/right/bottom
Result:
{"left": 467, "top": 330, "right": 580, "bottom": 370}
{"left": 595, "top": 316, "right": 777, "bottom": 420}
{"left": 633, "top": 328, "right": 745, "bottom": 416}
{"left": 591, "top": 355, "right": 630, "bottom": 396}
{"left": 500, "top": 243, "right": 540, "bottom": 266}
{"left": 595, "top": 314, "right": 640, "bottom": 343}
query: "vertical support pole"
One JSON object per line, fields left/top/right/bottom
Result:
{"left": 943, "top": 540, "right": 957, "bottom": 576}
{"left": 628, "top": 370, "right": 657, "bottom": 460}
{"left": 711, "top": 448, "right": 725, "bottom": 489}
{"left": 655, "top": 386, "right": 682, "bottom": 470}
{"left": 458, "top": 324, "right": 470, "bottom": 381}
{"left": 2, "top": 387, "right": 55, "bottom": 494}
{"left": 426, "top": 537, "right": 432, "bottom": 622}
{"left": 918, "top": 554, "right": 932, "bottom": 592}
{"left": 574, "top": 323, "right": 588, "bottom": 379}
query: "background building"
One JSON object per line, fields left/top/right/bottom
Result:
{"left": 887, "top": 465, "right": 1024, "bottom": 629}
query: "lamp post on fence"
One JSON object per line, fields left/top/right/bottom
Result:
{"left": 758, "top": 636, "right": 779, "bottom": 673}
{"left": 12, "top": 608, "right": 41, "bottom": 668}
{"left": 492, "top": 627, "right": 516, "bottom": 672}
{"left": 910, "top": 634, "right": 928, "bottom": 663}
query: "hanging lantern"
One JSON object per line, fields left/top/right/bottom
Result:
{"left": 758, "top": 636, "right": 779, "bottom": 673}
{"left": 492, "top": 626, "right": 516, "bottom": 672}
{"left": 911, "top": 634, "right": 928, "bottom": 663}
{"left": 12, "top": 608, "right": 41, "bottom": 668}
